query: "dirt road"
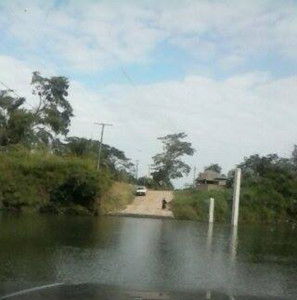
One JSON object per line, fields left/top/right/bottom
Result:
{"left": 114, "top": 190, "right": 174, "bottom": 218}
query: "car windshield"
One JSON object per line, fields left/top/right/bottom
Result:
{"left": 1, "top": 1, "right": 297, "bottom": 300}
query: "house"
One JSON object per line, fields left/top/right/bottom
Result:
{"left": 196, "top": 170, "right": 227, "bottom": 190}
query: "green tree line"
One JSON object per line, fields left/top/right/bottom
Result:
{"left": 0, "top": 72, "right": 135, "bottom": 214}
{"left": 172, "top": 148, "right": 297, "bottom": 223}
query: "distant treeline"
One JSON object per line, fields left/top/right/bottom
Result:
{"left": 172, "top": 148, "right": 297, "bottom": 223}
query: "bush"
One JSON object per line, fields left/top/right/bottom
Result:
{"left": 171, "top": 189, "right": 230, "bottom": 222}
{"left": 0, "top": 147, "right": 112, "bottom": 213}
{"left": 100, "top": 181, "right": 134, "bottom": 214}
{"left": 50, "top": 172, "right": 98, "bottom": 208}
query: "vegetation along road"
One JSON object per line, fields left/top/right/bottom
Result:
{"left": 113, "top": 190, "right": 174, "bottom": 218}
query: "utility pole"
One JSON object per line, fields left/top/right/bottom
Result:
{"left": 193, "top": 166, "right": 197, "bottom": 187}
{"left": 135, "top": 160, "right": 139, "bottom": 180}
{"left": 148, "top": 164, "right": 153, "bottom": 178}
{"left": 95, "top": 122, "right": 113, "bottom": 171}
{"left": 231, "top": 168, "right": 242, "bottom": 226}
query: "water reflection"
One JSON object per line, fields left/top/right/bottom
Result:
{"left": 0, "top": 213, "right": 296, "bottom": 299}
{"left": 206, "top": 222, "right": 213, "bottom": 252}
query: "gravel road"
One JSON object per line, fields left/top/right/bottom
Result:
{"left": 115, "top": 190, "right": 173, "bottom": 218}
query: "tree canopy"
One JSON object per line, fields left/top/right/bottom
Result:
{"left": 0, "top": 72, "right": 134, "bottom": 182}
{"left": 31, "top": 71, "right": 73, "bottom": 144}
{"left": 151, "top": 132, "right": 195, "bottom": 188}
{"left": 1, "top": 72, "right": 73, "bottom": 147}
{"left": 0, "top": 91, "right": 34, "bottom": 146}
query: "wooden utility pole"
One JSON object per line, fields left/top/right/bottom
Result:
{"left": 135, "top": 160, "right": 139, "bottom": 180}
{"left": 148, "top": 164, "right": 151, "bottom": 178}
{"left": 193, "top": 166, "right": 197, "bottom": 187}
{"left": 95, "top": 122, "right": 113, "bottom": 171}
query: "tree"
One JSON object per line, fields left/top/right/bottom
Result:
{"left": 53, "top": 137, "right": 134, "bottom": 179}
{"left": 238, "top": 153, "right": 292, "bottom": 180}
{"left": 1, "top": 72, "right": 74, "bottom": 148}
{"left": 151, "top": 132, "right": 195, "bottom": 188}
{"left": 236, "top": 152, "right": 297, "bottom": 221}
{"left": 205, "top": 163, "right": 222, "bottom": 173}
{"left": 0, "top": 91, "right": 35, "bottom": 146}
{"left": 31, "top": 71, "right": 73, "bottom": 144}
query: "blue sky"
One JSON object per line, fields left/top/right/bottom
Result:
{"left": 1, "top": 0, "right": 297, "bottom": 186}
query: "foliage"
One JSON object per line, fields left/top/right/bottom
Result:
{"left": 172, "top": 149, "right": 297, "bottom": 224}
{"left": 171, "top": 189, "right": 230, "bottom": 222}
{"left": 0, "top": 91, "right": 35, "bottom": 146}
{"left": 100, "top": 182, "right": 134, "bottom": 214}
{"left": 31, "top": 71, "right": 73, "bottom": 141}
{"left": 0, "top": 148, "right": 112, "bottom": 214}
{"left": 0, "top": 72, "right": 135, "bottom": 215}
{"left": 152, "top": 132, "right": 195, "bottom": 189}
{"left": 1, "top": 72, "right": 73, "bottom": 147}
{"left": 53, "top": 136, "right": 135, "bottom": 181}
{"left": 50, "top": 172, "right": 98, "bottom": 208}
{"left": 238, "top": 153, "right": 297, "bottom": 222}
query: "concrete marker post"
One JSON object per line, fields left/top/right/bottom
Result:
{"left": 231, "top": 168, "right": 241, "bottom": 226}
{"left": 209, "top": 197, "right": 214, "bottom": 223}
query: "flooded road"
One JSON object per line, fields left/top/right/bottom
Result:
{"left": 114, "top": 190, "right": 173, "bottom": 218}
{"left": 0, "top": 213, "right": 296, "bottom": 299}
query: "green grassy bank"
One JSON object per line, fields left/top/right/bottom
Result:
{"left": 0, "top": 147, "right": 132, "bottom": 215}
{"left": 171, "top": 187, "right": 297, "bottom": 224}
{"left": 171, "top": 189, "right": 231, "bottom": 222}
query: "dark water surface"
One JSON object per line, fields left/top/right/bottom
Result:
{"left": 0, "top": 213, "right": 296, "bottom": 299}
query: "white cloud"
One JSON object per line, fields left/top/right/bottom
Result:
{"left": 2, "top": 1, "right": 297, "bottom": 187}
{"left": 67, "top": 71, "right": 297, "bottom": 187}
{"left": 2, "top": 0, "right": 297, "bottom": 71}
{"left": 1, "top": 55, "right": 296, "bottom": 187}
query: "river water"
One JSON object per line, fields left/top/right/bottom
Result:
{"left": 0, "top": 213, "right": 296, "bottom": 299}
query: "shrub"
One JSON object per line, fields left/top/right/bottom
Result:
{"left": 100, "top": 181, "right": 134, "bottom": 214}
{"left": 0, "top": 148, "right": 112, "bottom": 213}
{"left": 171, "top": 189, "right": 230, "bottom": 222}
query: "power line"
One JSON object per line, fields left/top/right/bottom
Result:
{"left": 0, "top": 80, "right": 35, "bottom": 109}
{"left": 0, "top": 80, "right": 22, "bottom": 98}
{"left": 94, "top": 122, "right": 113, "bottom": 171}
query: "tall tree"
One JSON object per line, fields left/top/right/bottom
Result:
{"left": 152, "top": 132, "right": 195, "bottom": 188}
{"left": 31, "top": 71, "right": 73, "bottom": 144}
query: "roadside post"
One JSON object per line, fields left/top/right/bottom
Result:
{"left": 231, "top": 168, "right": 241, "bottom": 226}
{"left": 209, "top": 197, "right": 214, "bottom": 223}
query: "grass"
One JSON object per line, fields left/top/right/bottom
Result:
{"left": 100, "top": 181, "right": 135, "bottom": 214}
{"left": 0, "top": 147, "right": 112, "bottom": 214}
{"left": 171, "top": 189, "right": 231, "bottom": 222}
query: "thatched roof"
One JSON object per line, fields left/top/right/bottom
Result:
{"left": 197, "top": 170, "right": 227, "bottom": 181}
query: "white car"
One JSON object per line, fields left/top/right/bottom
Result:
{"left": 135, "top": 186, "right": 147, "bottom": 196}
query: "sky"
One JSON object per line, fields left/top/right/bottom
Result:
{"left": 1, "top": 0, "right": 297, "bottom": 187}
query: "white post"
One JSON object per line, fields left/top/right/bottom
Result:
{"left": 230, "top": 225, "right": 238, "bottom": 265}
{"left": 209, "top": 197, "right": 214, "bottom": 223}
{"left": 231, "top": 168, "right": 241, "bottom": 226}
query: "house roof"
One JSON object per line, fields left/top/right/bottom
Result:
{"left": 197, "top": 170, "right": 227, "bottom": 181}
